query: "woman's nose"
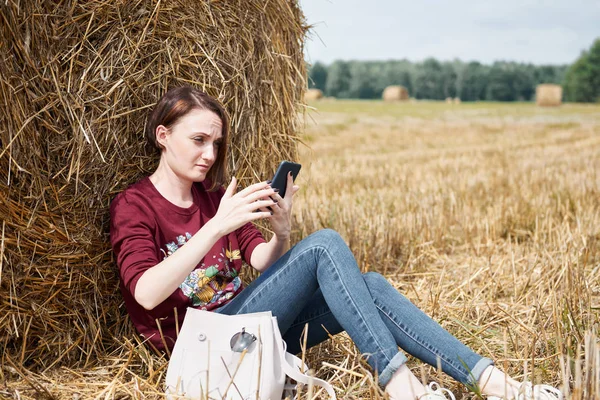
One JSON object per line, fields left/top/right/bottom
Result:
{"left": 203, "top": 146, "right": 216, "bottom": 162}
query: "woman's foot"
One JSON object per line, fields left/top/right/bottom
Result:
{"left": 478, "top": 365, "right": 563, "bottom": 399}
{"left": 478, "top": 365, "right": 521, "bottom": 397}
{"left": 385, "top": 365, "right": 456, "bottom": 400}
{"left": 385, "top": 364, "right": 427, "bottom": 400}
{"left": 486, "top": 382, "right": 563, "bottom": 400}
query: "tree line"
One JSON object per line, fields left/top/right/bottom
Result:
{"left": 308, "top": 38, "right": 600, "bottom": 102}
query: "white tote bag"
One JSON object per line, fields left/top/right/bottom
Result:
{"left": 165, "top": 308, "right": 336, "bottom": 400}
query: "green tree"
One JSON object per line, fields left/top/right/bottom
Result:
{"left": 485, "top": 62, "right": 535, "bottom": 101}
{"left": 452, "top": 60, "right": 466, "bottom": 100}
{"left": 306, "top": 57, "right": 576, "bottom": 102}
{"left": 513, "top": 63, "right": 535, "bottom": 101}
{"left": 486, "top": 62, "right": 516, "bottom": 101}
{"left": 460, "top": 61, "right": 488, "bottom": 101}
{"left": 379, "top": 60, "right": 414, "bottom": 97}
{"left": 441, "top": 61, "right": 458, "bottom": 98}
{"left": 564, "top": 38, "right": 600, "bottom": 102}
{"left": 348, "top": 61, "right": 378, "bottom": 98}
{"left": 308, "top": 62, "right": 328, "bottom": 91}
{"left": 325, "top": 60, "right": 352, "bottom": 98}
{"left": 534, "top": 64, "right": 568, "bottom": 85}
{"left": 413, "top": 58, "right": 444, "bottom": 99}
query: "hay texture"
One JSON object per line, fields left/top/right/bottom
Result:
{"left": 0, "top": 0, "right": 308, "bottom": 371}
{"left": 304, "top": 88, "right": 324, "bottom": 101}
{"left": 536, "top": 84, "right": 563, "bottom": 107}
{"left": 382, "top": 85, "right": 409, "bottom": 102}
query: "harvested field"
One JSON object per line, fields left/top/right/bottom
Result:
{"left": 3, "top": 100, "right": 599, "bottom": 398}
{"left": 293, "top": 100, "right": 600, "bottom": 399}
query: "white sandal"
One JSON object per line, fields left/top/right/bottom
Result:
{"left": 418, "top": 382, "right": 456, "bottom": 399}
{"left": 486, "top": 381, "right": 563, "bottom": 400}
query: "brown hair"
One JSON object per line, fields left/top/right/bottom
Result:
{"left": 145, "top": 86, "right": 229, "bottom": 191}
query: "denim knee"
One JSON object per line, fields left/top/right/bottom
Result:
{"left": 307, "top": 228, "right": 344, "bottom": 247}
{"left": 363, "top": 271, "right": 388, "bottom": 290}
{"left": 302, "top": 229, "right": 348, "bottom": 255}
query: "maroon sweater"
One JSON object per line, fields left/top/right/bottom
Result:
{"left": 110, "top": 177, "right": 265, "bottom": 352}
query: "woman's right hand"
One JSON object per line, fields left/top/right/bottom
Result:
{"left": 211, "top": 177, "right": 276, "bottom": 236}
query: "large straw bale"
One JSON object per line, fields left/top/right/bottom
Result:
{"left": 0, "top": 0, "right": 308, "bottom": 370}
{"left": 536, "top": 84, "right": 563, "bottom": 107}
{"left": 382, "top": 85, "right": 409, "bottom": 102}
{"left": 304, "top": 88, "right": 324, "bottom": 101}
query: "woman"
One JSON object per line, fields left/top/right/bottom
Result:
{"left": 110, "top": 86, "right": 562, "bottom": 400}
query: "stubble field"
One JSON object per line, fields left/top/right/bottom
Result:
{"left": 292, "top": 100, "right": 600, "bottom": 399}
{"left": 3, "top": 101, "right": 599, "bottom": 399}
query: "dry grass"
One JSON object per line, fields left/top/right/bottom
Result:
{"left": 292, "top": 100, "right": 600, "bottom": 399}
{"left": 3, "top": 99, "right": 599, "bottom": 398}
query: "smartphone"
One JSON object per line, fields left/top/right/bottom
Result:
{"left": 270, "top": 161, "right": 301, "bottom": 198}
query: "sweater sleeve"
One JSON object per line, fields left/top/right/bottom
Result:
{"left": 235, "top": 221, "right": 266, "bottom": 265}
{"left": 110, "top": 193, "right": 160, "bottom": 298}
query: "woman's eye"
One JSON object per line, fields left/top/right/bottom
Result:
{"left": 194, "top": 137, "right": 204, "bottom": 143}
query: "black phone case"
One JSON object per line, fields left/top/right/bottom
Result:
{"left": 270, "top": 161, "right": 301, "bottom": 198}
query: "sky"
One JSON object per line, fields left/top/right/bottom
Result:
{"left": 299, "top": 0, "right": 600, "bottom": 65}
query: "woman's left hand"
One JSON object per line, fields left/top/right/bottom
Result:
{"left": 266, "top": 172, "right": 299, "bottom": 241}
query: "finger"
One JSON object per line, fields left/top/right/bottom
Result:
{"left": 268, "top": 201, "right": 282, "bottom": 213}
{"left": 268, "top": 196, "right": 285, "bottom": 211}
{"left": 250, "top": 210, "right": 273, "bottom": 221}
{"left": 248, "top": 199, "right": 276, "bottom": 212}
{"left": 270, "top": 192, "right": 284, "bottom": 203}
{"left": 237, "top": 180, "right": 271, "bottom": 198}
{"left": 291, "top": 185, "right": 300, "bottom": 196}
{"left": 257, "top": 206, "right": 276, "bottom": 215}
{"left": 224, "top": 177, "right": 237, "bottom": 198}
{"left": 246, "top": 188, "right": 277, "bottom": 203}
{"left": 284, "top": 172, "right": 294, "bottom": 199}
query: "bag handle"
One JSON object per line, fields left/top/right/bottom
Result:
{"left": 272, "top": 318, "right": 337, "bottom": 399}
{"left": 282, "top": 352, "right": 337, "bottom": 399}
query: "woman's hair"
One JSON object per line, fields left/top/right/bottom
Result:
{"left": 145, "top": 86, "right": 229, "bottom": 190}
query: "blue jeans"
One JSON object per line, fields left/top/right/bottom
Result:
{"left": 216, "top": 229, "right": 493, "bottom": 387}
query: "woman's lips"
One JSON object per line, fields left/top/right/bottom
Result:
{"left": 196, "top": 164, "right": 209, "bottom": 170}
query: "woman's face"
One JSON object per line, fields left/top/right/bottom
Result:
{"left": 156, "top": 108, "right": 223, "bottom": 183}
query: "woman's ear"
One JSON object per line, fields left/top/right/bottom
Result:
{"left": 155, "top": 125, "right": 169, "bottom": 149}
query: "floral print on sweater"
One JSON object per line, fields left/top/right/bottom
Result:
{"left": 162, "top": 233, "right": 243, "bottom": 309}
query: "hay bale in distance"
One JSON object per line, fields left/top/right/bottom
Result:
{"left": 536, "top": 84, "right": 563, "bottom": 106}
{"left": 382, "top": 85, "right": 409, "bottom": 101}
{"left": 454, "top": 97, "right": 462, "bottom": 104}
{"left": 304, "top": 88, "right": 324, "bottom": 101}
{"left": 0, "top": 0, "right": 307, "bottom": 370}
